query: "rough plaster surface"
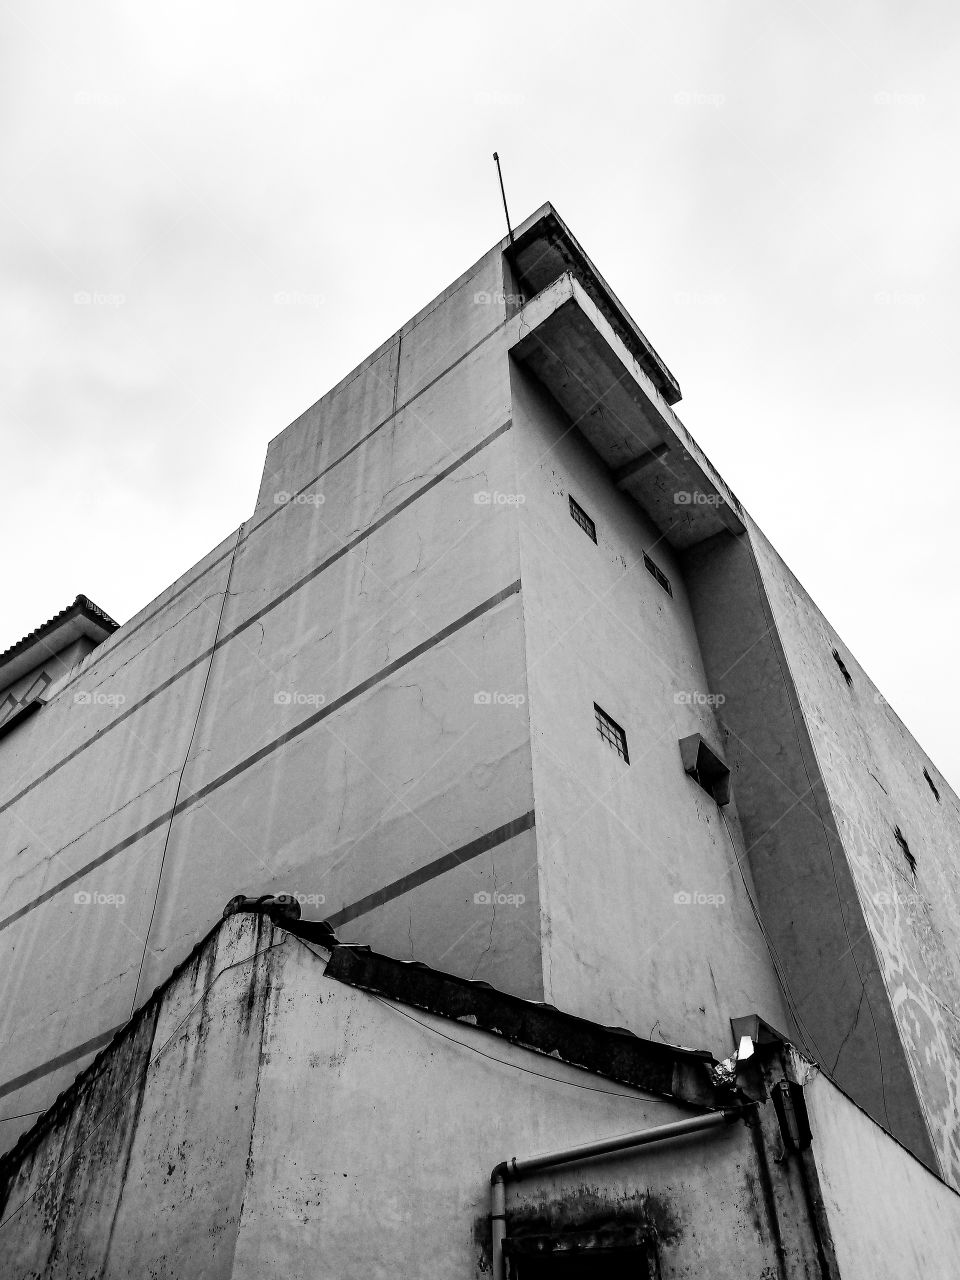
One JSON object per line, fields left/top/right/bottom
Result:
{"left": 750, "top": 518, "right": 960, "bottom": 1187}
{"left": 0, "top": 243, "right": 537, "bottom": 1150}
{"left": 805, "top": 1070, "right": 960, "bottom": 1278}
{"left": 3, "top": 208, "right": 959, "bottom": 1217}
{"left": 0, "top": 915, "right": 841, "bottom": 1278}
{"left": 682, "top": 528, "right": 940, "bottom": 1176}
{"left": 512, "top": 365, "right": 791, "bottom": 1055}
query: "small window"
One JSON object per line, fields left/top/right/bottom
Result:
{"left": 832, "top": 648, "right": 853, "bottom": 687}
{"left": 894, "top": 825, "right": 917, "bottom": 875}
{"left": 643, "top": 551, "right": 672, "bottom": 596}
{"left": 923, "top": 768, "right": 940, "bottom": 802}
{"left": 568, "top": 495, "right": 597, "bottom": 543}
{"left": 594, "top": 703, "right": 629, "bottom": 763}
{"left": 506, "top": 1227, "right": 660, "bottom": 1279}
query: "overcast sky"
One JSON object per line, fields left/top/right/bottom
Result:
{"left": 2, "top": 0, "right": 957, "bottom": 786}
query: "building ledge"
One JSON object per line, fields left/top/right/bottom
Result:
{"left": 507, "top": 205, "right": 683, "bottom": 406}
{"left": 510, "top": 273, "right": 744, "bottom": 549}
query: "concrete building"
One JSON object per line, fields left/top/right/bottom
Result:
{"left": 1, "top": 204, "right": 959, "bottom": 1276}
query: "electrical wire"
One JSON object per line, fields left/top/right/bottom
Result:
{"left": 291, "top": 936, "right": 684, "bottom": 1105}
{"left": 719, "top": 808, "right": 826, "bottom": 1064}
{"left": 740, "top": 538, "right": 891, "bottom": 1127}
{"left": 128, "top": 523, "right": 244, "bottom": 1017}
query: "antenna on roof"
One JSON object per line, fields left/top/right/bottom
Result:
{"left": 493, "top": 152, "right": 515, "bottom": 248}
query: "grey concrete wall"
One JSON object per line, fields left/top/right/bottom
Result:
{"left": 0, "top": 240, "right": 541, "bottom": 1152}
{"left": 510, "top": 363, "right": 791, "bottom": 1057}
{"left": 0, "top": 913, "right": 829, "bottom": 1279}
{"left": 0, "top": 916, "right": 278, "bottom": 1279}
{"left": 0, "top": 636, "right": 98, "bottom": 707}
{"left": 805, "top": 1068, "right": 960, "bottom": 1278}
{"left": 749, "top": 519, "right": 960, "bottom": 1188}
{"left": 682, "top": 528, "right": 940, "bottom": 1176}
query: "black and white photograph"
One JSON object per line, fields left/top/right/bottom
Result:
{"left": 1, "top": 3, "right": 958, "bottom": 1275}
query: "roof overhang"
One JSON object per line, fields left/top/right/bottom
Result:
{"left": 0, "top": 595, "right": 118, "bottom": 692}
{"left": 509, "top": 272, "right": 745, "bottom": 549}
{"left": 506, "top": 204, "right": 683, "bottom": 406}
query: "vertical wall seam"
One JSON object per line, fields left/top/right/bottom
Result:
{"left": 508, "top": 355, "right": 549, "bottom": 1007}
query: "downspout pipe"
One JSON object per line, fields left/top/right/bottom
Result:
{"left": 490, "top": 1105, "right": 752, "bottom": 1280}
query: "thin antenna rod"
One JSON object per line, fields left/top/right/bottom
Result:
{"left": 493, "top": 152, "right": 515, "bottom": 247}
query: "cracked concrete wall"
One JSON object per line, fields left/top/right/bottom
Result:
{"left": 0, "top": 532, "right": 242, "bottom": 1152}
{"left": 510, "top": 363, "right": 792, "bottom": 1058}
{"left": 804, "top": 1068, "right": 960, "bottom": 1277}
{"left": 236, "top": 929, "right": 797, "bottom": 1280}
{"left": 0, "top": 914, "right": 277, "bottom": 1279}
{"left": 0, "top": 913, "right": 830, "bottom": 1279}
{"left": 683, "top": 517, "right": 960, "bottom": 1188}
{"left": 682, "top": 528, "right": 941, "bottom": 1178}
{"left": 747, "top": 519, "right": 960, "bottom": 1189}
{"left": 0, "top": 241, "right": 541, "bottom": 1154}
{"left": 0, "top": 636, "right": 99, "bottom": 707}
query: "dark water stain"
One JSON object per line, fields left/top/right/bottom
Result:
{"left": 473, "top": 1185, "right": 682, "bottom": 1273}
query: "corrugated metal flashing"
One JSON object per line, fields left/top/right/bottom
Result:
{"left": 320, "top": 938, "right": 726, "bottom": 1111}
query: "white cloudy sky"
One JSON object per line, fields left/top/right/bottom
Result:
{"left": 2, "top": 0, "right": 957, "bottom": 784}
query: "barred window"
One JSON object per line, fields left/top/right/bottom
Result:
{"left": 643, "top": 551, "right": 672, "bottom": 596}
{"left": 594, "top": 703, "right": 629, "bottom": 763}
{"left": 568, "top": 495, "right": 597, "bottom": 543}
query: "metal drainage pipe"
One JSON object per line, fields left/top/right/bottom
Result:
{"left": 490, "top": 1106, "right": 752, "bottom": 1280}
